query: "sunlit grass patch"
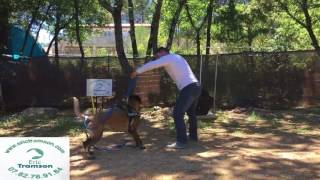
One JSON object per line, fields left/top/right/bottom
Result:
{"left": 294, "top": 126, "right": 314, "bottom": 135}
{"left": 246, "top": 111, "right": 260, "bottom": 123}
{"left": 0, "top": 111, "right": 82, "bottom": 137}
{"left": 215, "top": 111, "right": 229, "bottom": 123}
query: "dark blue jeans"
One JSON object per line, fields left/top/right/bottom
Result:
{"left": 173, "top": 82, "right": 201, "bottom": 144}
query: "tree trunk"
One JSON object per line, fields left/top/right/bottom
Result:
{"left": 184, "top": 2, "right": 210, "bottom": 79}
{"left": 146, "top": 0, "right": 163, "bottom": 61}
{"left": 30, "top": 5, "right": 51, "bottom": 57}
{"left": 306, "top": 27, "right": 320, "bottom": 57}
{"left": 74, "top": 0, "right": 85, "bottom": 71}
{"left": 21, "top": 14, "right": 36, "bottom": 55}
{"left": 301, "top": 0, "right": 320, "bottom": 57}
{"left": 166, "top": 0, "right": 186, "bottom": 50}
{"left": 278, "top": 0, "right": 320, "bottom": 57}
{"left": 54, "top": 10, "right": 61, "bottom": 67}
{"left": 195, "top": 30, "right": 202, "bottom": 72}
{"left": 0, "top": 1, "right": 10, "bottom": 55}
{"left": 54, "top": 36, "right": 59, "bottom": 65}
{"left": 113, "top": 2, "right": 132, "bottom": 74}
{"left": 185, "top": 2, "right": 208, "bottom": 71}
{"left": 247, "top": 22, "right": 253, "bottom": 49}
{"left": 196, "top": 31, "right": 201, "bottom": 60}
{"left": 204, "top": 0, "right": 214, "bottom": 80}
{"left": 128, "top": 0, "right": 139, "bottom": 59}
{"left": 99, "top": 0, "right": 132, "bottom": 74}
{"left": 29, "top": 20, "right": 44, "bottom": 57}
{"left": 205, "top": 0, "right": 214, "bottom": 58}
{"left": 46, "top": 17, "right": 73, "bottom": 56}
{"left": 46, "top": 37, "right": 55, "bottom": 55}
{"left": 21, "top": 1, "right": 41, "bottom": 54}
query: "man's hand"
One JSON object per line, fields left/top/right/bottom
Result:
{"left": 130, "top": 71, "right": 137, "bottom": 79}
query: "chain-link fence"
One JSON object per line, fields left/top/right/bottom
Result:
{"left": 196, "top": 52, "right": 311, "bottom": 109}
{"left": 160, "top": 50, "right": 319, "bottom": 109}
{"left": 0, "top": 50, "right": 319, "bottom": 111}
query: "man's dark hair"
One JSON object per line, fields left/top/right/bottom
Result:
{"left": 154, "top": 47, "right": 170, "bottom": 54}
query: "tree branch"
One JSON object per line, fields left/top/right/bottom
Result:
{"left": 185, "top": 1, "right": 208, "bottom": 31}
{"left": 166, "top": 0, "right": 186, "bottom": 50}
{"left": 276, "top": 0, "right": 307, "bottom": 28}
{"left": 46, "top": 16, "right": 74, "bottom": 55}
{"left": 99, "top": 0, "right": 113, "bottom": 13}
{"left": 185, "top": 2, "right": 196, "bottom": 29}
{"left": 199, "top": 14, "right": 208, "bottom": 30}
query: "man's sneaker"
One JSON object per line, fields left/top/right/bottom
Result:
{"left": 166, "top": 142, "right": 186, "bottom": 149}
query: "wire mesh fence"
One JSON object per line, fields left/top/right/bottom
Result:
{"left": 0, "top": 50, "right": 319, "bottom": 111}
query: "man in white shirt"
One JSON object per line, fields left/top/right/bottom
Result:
{"left": 131, "top": 47, "right": 201, "bottom": 149}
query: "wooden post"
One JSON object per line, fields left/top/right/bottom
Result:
{"left": 91, "top": 96, "right": 96, "bottom": 114}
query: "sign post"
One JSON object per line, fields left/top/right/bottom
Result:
{"left": 86, "top": 79, "right": 113, "bottom": 114}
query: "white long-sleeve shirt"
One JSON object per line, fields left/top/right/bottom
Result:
{"left": 136, "top": 54, "right": 198, "bottom": 90}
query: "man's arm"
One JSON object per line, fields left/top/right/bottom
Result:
{"left": 136, "top": 55, "right": 171, "bottom": 74}
{"left": 130, "top": 54, "right": 172, "bottom": 79}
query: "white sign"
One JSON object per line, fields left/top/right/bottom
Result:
{"left": 0, "top": 137, "right": 70, "bottom": 180}
{"left": 86, "top": 79, "right": 112, "bottom": 97}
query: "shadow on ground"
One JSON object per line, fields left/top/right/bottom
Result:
{"left": 1, "top": 108, "right": 319, "bottom": 179}
{"left": 70, "top": 108, "right": 320, "bottom": 180}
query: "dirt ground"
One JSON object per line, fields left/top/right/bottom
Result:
{"left": 69, "top": 107, "right": 320, "bottom": 180}
{"left": 1, "top": 107, "right": 320, "bottom": 179}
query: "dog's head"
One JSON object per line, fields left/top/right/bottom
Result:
{"left": 128, "top": 95, "right": 142, "bottom": 112}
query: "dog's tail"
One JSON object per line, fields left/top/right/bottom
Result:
{"left": 73, "top": 97, "right": 83, "bottom": 118}
{"left": 73, "top": 97, "right": 90, "bottom": 139}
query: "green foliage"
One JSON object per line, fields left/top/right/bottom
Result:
{"left": 159, "top": 0, "right": 210, "bottom": 53}
{"left": 63, "top": 0, "right": 112, "bottom": 43}
{"left": 256, "top": 0, "right": 320, "bottom": 51}
{"left": 127, "top": 26, "right": 151, "bottom": 56}
{"left": 4, "top": 0, "right": 320, "bottom": 55}
{"left": 158, "top": 0, "right": 180, "bottom": 46}
{"left": 213, "top": 0, "right": 271, "bottom": 50}
{"left": 215, "top": 0, "right": 242, "bottom": 43}
{"left": 6, "top": 0, "right": 112, "bottom": 56}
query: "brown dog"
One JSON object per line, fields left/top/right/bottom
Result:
{"left": 73, "top": 95, "right": 144, "bottom": 159}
